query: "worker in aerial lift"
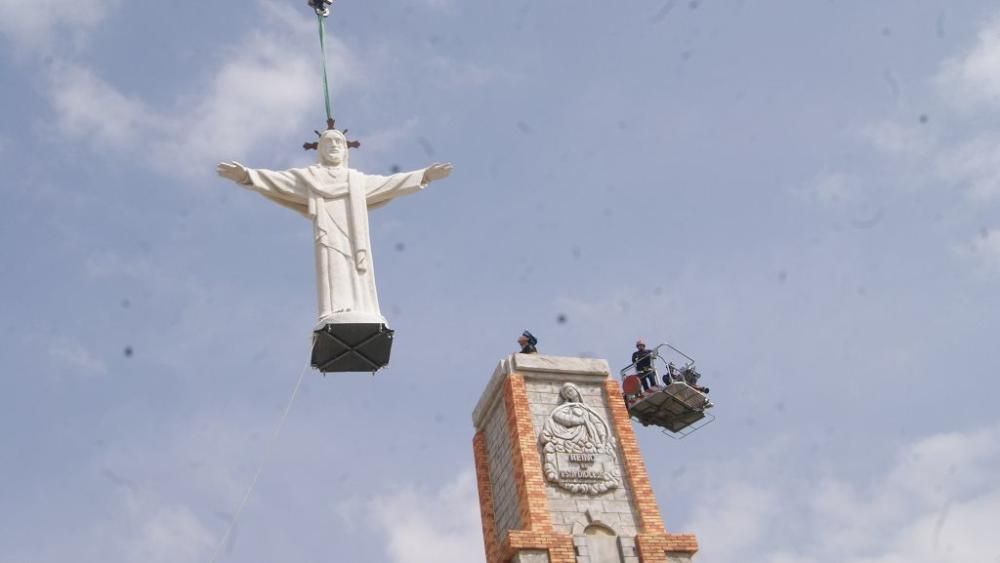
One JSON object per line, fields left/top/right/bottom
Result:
{"left": 518, "top": 330, "right": 538, "bottom": 354}
{"left": 632, "top": 339, "right": 657, "bottom": 392}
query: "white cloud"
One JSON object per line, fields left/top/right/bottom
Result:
{"left": 165, "top": 21, "right": 356, "bottom": 171}
{"left": 832, "top": 14, "right": 1000, "bottom": 208}
{"left": 48, "top": 0, "right": 360, "bottom": 176}
{"left": 14, "top": 407, "right": 330, "bottom": 563}
{"left": 861, "top": 491, "right": 1000, "bottom": 563}
{"left": 49, "top": 63, "right": 160, "bottom": 149}
{"left": 686, "top": 482, "right": 779, "bottom": 563}
{"left": 921, "top": 16, "right": 1000, "bottom": 203}
{"left": 917, "top": 16, "right": 1000, "bottom": 202}
{"left": 366, "top": 470, "right": 485, "bottom": 563}
{"left": 682, "top": 425, "right": 1000, "bottom": 563}
{"left": 861, "top": 120, "right": 935, "bottom": 159}
{"left": 19, "top": 491, "right": 216, "bottom": 563}
{"left": 16, "top": 414, "right": 482, "bottom": 563}
{"left": 115, "top": 497, "right": 216, "bottom": 563}
{"left": 0, "top": 0, "right": 115, "bottom": 53}
{"left": 937, "top": 16, "right": 1000, "bottom": 111}
{"left": 804, "top": 12, "right": 1000, "bottom": 284}
{"left": 935, "top": 134, "right": 1000, "bottom": 201}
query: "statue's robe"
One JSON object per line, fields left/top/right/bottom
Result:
{"left": 547, "top": 403, "right": 609, "bottom": 447}
{"left": 241, "top": 164, "right": 427, "bottom": 328}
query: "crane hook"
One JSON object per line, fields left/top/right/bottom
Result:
{"left": 307, "top": 0, "right": 333, "bottom": 18}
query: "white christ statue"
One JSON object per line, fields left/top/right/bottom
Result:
{"left": 216, "top": 129, "right": 452, "bottom": 329}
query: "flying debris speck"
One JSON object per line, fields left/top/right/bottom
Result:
{"left": 390, "top": 164, "right": 401, "bottom": 173}
{"left": 851, "top": 208, "right": 884, "bottom": 229}
{"left": 557, "top": 314, "right": 567, "bottom": 324}
{"left": 123, "top": 346, "right": 133, "bottom": 358}
{"left": 883, "top": 70, "right": 901, "bottom": 100}
{"left": 395, "top": 242, "right": 405, "bottom": 251}
{"left": 919, "top": 114, "right": 929, "bottom": 124}
{"left": 417, "top": 137, "right": 435, "bottom": 157}
{"left": 649, "top": 0, "right": 676, "bottom": 24}
{"left": 777, "top": 271, "right": 788, "bottom": 283}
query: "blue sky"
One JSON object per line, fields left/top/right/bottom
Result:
{"left": 2, "top": 1, "right": 1000, "bottom": 562}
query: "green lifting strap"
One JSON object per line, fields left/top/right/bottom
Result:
{"left": 316, "top": 13, "right": 333, "bottom": 122}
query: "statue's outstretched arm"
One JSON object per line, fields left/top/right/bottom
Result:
{"left": 217, "top": 161, "right": 251, "bottom": 185}
{"left": 216, "top": 161, "right": 309, "bottom": 206}
{"left": 364, "top": 162, "right": 454, "bottom": 207}
{"left": 422, "top": 163, "right": 453, "bottom": 184}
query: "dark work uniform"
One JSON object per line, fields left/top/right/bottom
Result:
{"left": 632, "top": 349, "right": 656, "bottom": 391}
{"left": 521, "top": 344, "right": 538, "bottom": 354}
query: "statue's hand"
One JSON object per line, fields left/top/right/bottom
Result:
{"left": 216, "top": 161, "right": 251, "bottom": 185}
{"left": 422, "top": 162, "right": 454, "bottom": 184}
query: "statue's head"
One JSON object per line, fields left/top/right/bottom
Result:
{"left": 559, "top": 383, "right": 583, "bottom": 404}
{"left": 303, "top": 118, "right": 360, "bottom": 164}
{"left": 317, "top": 129, "right": 349, "bottom": 168}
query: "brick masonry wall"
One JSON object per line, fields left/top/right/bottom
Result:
{"left": 504, "top": 375, "right": 555, "bottom": 533}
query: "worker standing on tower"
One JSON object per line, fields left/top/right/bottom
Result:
{"left": 518, "top": 331, "right": 538, "bottom": 354}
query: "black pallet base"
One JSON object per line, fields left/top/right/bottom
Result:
{"left": 311, "top": 323, "right": 394, "bottom": 373}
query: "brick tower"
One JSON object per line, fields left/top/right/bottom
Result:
{"left": 472, "top": 353, "right": 699, "bottom": 563}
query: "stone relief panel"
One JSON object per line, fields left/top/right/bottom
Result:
{"left": 539, "top": 383, "right": 622, "bottom": 495}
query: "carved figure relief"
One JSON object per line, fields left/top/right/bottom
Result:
{"left": 540, "top": 383, "right": 621, "bottom": 495}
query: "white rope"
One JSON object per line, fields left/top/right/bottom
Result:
{"left": 209, "top": 359, "right": 310, "bottom": 563}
